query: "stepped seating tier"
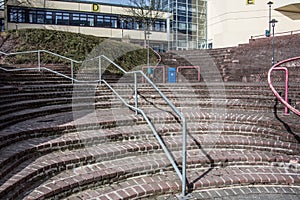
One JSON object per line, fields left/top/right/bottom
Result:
{"left": 1, "top": 49, "right": 300, "bottom": 200}
{"left": 160, "top": 34, "right": 300, "bottom": 83}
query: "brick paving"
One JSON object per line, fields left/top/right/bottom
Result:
{"left": 157, "top": 186, "right": 300, "bottom": 200}
{"left": 0, "top": 68, "right": 299, "bottom": 199}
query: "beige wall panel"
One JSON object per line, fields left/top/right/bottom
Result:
{"left": 208, "top": 0, "right": 300, "bottom": 48}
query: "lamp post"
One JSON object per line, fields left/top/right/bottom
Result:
{"left": 270, "top": 19, "right": 278, "bottom": 66}
{"left": 146, "top": 30, "right": 151, "bottom": 67}
{"left": 266, "top": 1, "right": 273, "bottom": 37}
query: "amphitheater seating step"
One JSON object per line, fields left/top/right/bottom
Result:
{"left": 0, "top": 64, "right": 299, "bottom": 199}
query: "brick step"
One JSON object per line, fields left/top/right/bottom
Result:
{"left": 0, "top": 70, "right": 71, "bottom": 77}
{"left": 1, "top": 130, "right": 299, "bottom": 191}
{"left": 158, "top": 185, "right": 300, "bottom": 200}
{"left": 13, "top": 84, "right": 100, "bottom": 93}
{"left": 0, "top": 72, "right": 71, "bottom": 79}
{"left": 2, "top": 80, "right": 72, "bottom": 85}
{"left": 1, "top": 132, "right": 299, "bottom": 195}
{"left": 0, "top": 84, "right": 74, "bottom": 93}
{"left": 0, "top": 85, "right": 20, "bottom": 95}
{"left": 99, "top": 82, "right": 296, "bottom": 89}
{"left": 135, "top": 99, "right": 286, "bottom": 112}
{"left": 0, "top": 91, "right": 290, "bottom": 110}
{"left": 0, "top": 108, "right": 141, "bottom": 147}
{"left": 0, "top": 72, "right": 72, "bottom": 78}
{"left": 0, "top": 64, "right": 71, "bottom": 70}
{"left": 0, "top": 100, "right": 136, "bottom": 130}
{"left": 0, "top": 97, "right": 73, "bottom": 116}
{"left": 0, "top": 94, "right": 124, "bottom": 116}
{"left": 0, "top": 78, "right": 72, "bottom": 85}
{"left": 22, "top": 155, "right": 300, "bottom": 199}
{"left": 1, "top": 117, "right": 298, "bottom": 178}
{"left": 97, "top": 87, "right": 279, "bottom": 96}
{"left": 64, "top": 167, "right": 299, "bottom": 199}
{"left": 1, "top": 107, "right": 298, "bottom": 149}
{"left": 0, "top": 91, "right": 75, "bottom": 104}
{"left": 1, "top": 118, "right": 297, "bottom": 160}
{"left": 0, "top": 92, "right": 121, "bottom": 105}
{"left": 2, "top": 89, "right": 295, "bottom": 129}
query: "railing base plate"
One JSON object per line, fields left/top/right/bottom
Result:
{"left": 176, "top": 194, "right": 192, "bottom": 200}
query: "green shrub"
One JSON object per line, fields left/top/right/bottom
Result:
{"left": 3, "top": 29, "right": 158, "bottom": 73}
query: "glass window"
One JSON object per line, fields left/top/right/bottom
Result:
{"left": 55, "top": 12, "right": 69, "bottom": 25}
{"left": 111, "top": 16, "right": 117, "bottom": 28}
{"left": 9, "top": 8, "right": 25, "bottom": 23}
{"left": 178, "top": 4, "right": 186, "bottom": 11}
{"left": 87, "top": 15, "right": 94, "bottom": 26}
{"left": 154, "top": 21, "right": 161, "bottom": 31}
{"left": 161, "top": 21, "right": 166, "bottom": 32}
{"left": 96, "top": 15, "right": 103, "bottom": 27}
{"left": 104, "top": 16, "right": 110, "bottom": 27}
{"left": 29, "top": 11, "right": 36, "bottom": 23}
{"left": 1, "top": 19, "right": 4, "bottom": 31}
{"left": 80, "top": 14, "right": 87, "bottom": 26}
{"left": 119, "top": 18, "right": 125, "bottom": 29}
{"left": 45, "top": 11, "right": 53, "bottom": 24}
{"left": 71, "top": 13, "right": 80, "bottom": 26}
{"left": 55, "top": 12, "right": 63, "bottom": 24}
{"left": 62, "top": 13, "right": 69, "bottom": 25}
{"left": 178, "top": 22, "right": 186, "bottom": 30}
{"left": 133, "top": 21, "right": 139, "bottom": 29}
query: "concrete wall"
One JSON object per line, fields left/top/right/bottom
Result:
{"left": 207, "top": 0, "right": 300, "bottom": 48}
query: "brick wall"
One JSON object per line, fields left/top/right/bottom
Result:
{"left": 160, "top": 33, "right": 300, "bottom": 82}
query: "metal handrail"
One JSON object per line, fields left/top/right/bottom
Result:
{"left": 268, "top": 56, "right": 300, "bottom": 116}
{"left": 0, "top": 49, "right": 188, "bottom": 197}
{"left": 146, "top": 44, "right": 162, "bottom": 68}
{"left": 0, "top": 50, "right": 85, "bottom": 84}
{"left": 100, "top": 56, "right": 187, "bottom": 197}
{"left": 251, "top": 29, "right": 300, "bottom": 40}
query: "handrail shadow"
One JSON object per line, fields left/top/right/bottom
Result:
{"left": 274, "top": 98, "right": 300, "bottom": 144}
{"left": 187, "top": 132, "right": 215, "bottom": 193}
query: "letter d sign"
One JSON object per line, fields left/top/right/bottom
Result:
{"left": 92, "top": 4, "right": 100, "bottom": 12}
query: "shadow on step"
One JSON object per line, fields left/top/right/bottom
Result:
{"left": 187, "top": 132, "right": 215, "bottom": 193}
{"left": 273, "top": 98, "right": 300, "bottom": 144}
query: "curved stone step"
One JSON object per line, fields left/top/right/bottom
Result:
{"left": 1, "top": 132, "right": 299, "bottom": 199}
{"left": 27, "top": 163, "right": 300, "bottom": 199}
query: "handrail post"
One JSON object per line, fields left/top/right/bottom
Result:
{"left": 182, "top": 118, "right": 187, "bottom": 197}
{"left": 99, "top": 56, "right": 102, "bottom": 85}
{"left": 273, "top": 67, "right": 289, "bottom": 115}
{"left": 284, "top": 68, "right": 289, "bottom": 115}
{"left": 134, "top": 72, "right": 138, "bottom": 115}
{"left": 71, "top": 61, "right": 74, "bottom": 84}
{"left": 38, "top": 50, "right": 41, "bottom": 71}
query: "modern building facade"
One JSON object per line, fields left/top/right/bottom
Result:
{"left": 207, "top": 0, "right": 300, "bottom": 48}
{"left": 3, "top": 0, "right": 167, "bottom": 50}
{"left": 2, "top": 0, "right": 208, "bottom": 51}
{"left": 4, "top": 0, "right": 298, "bottom": 50}
{"left": 166, "top": 0, "right": 207, "bottom": 50}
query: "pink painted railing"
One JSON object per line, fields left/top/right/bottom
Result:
{"left": 268, "top": 56, "right": 300, "bottom": 116}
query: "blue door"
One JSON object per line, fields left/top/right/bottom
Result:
{"left": 168, "top": 68, "right": 176, "bottom": 83}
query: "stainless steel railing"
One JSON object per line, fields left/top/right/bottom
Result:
{"left": 0, "top": 49, "right": 188, "bottom": 197}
